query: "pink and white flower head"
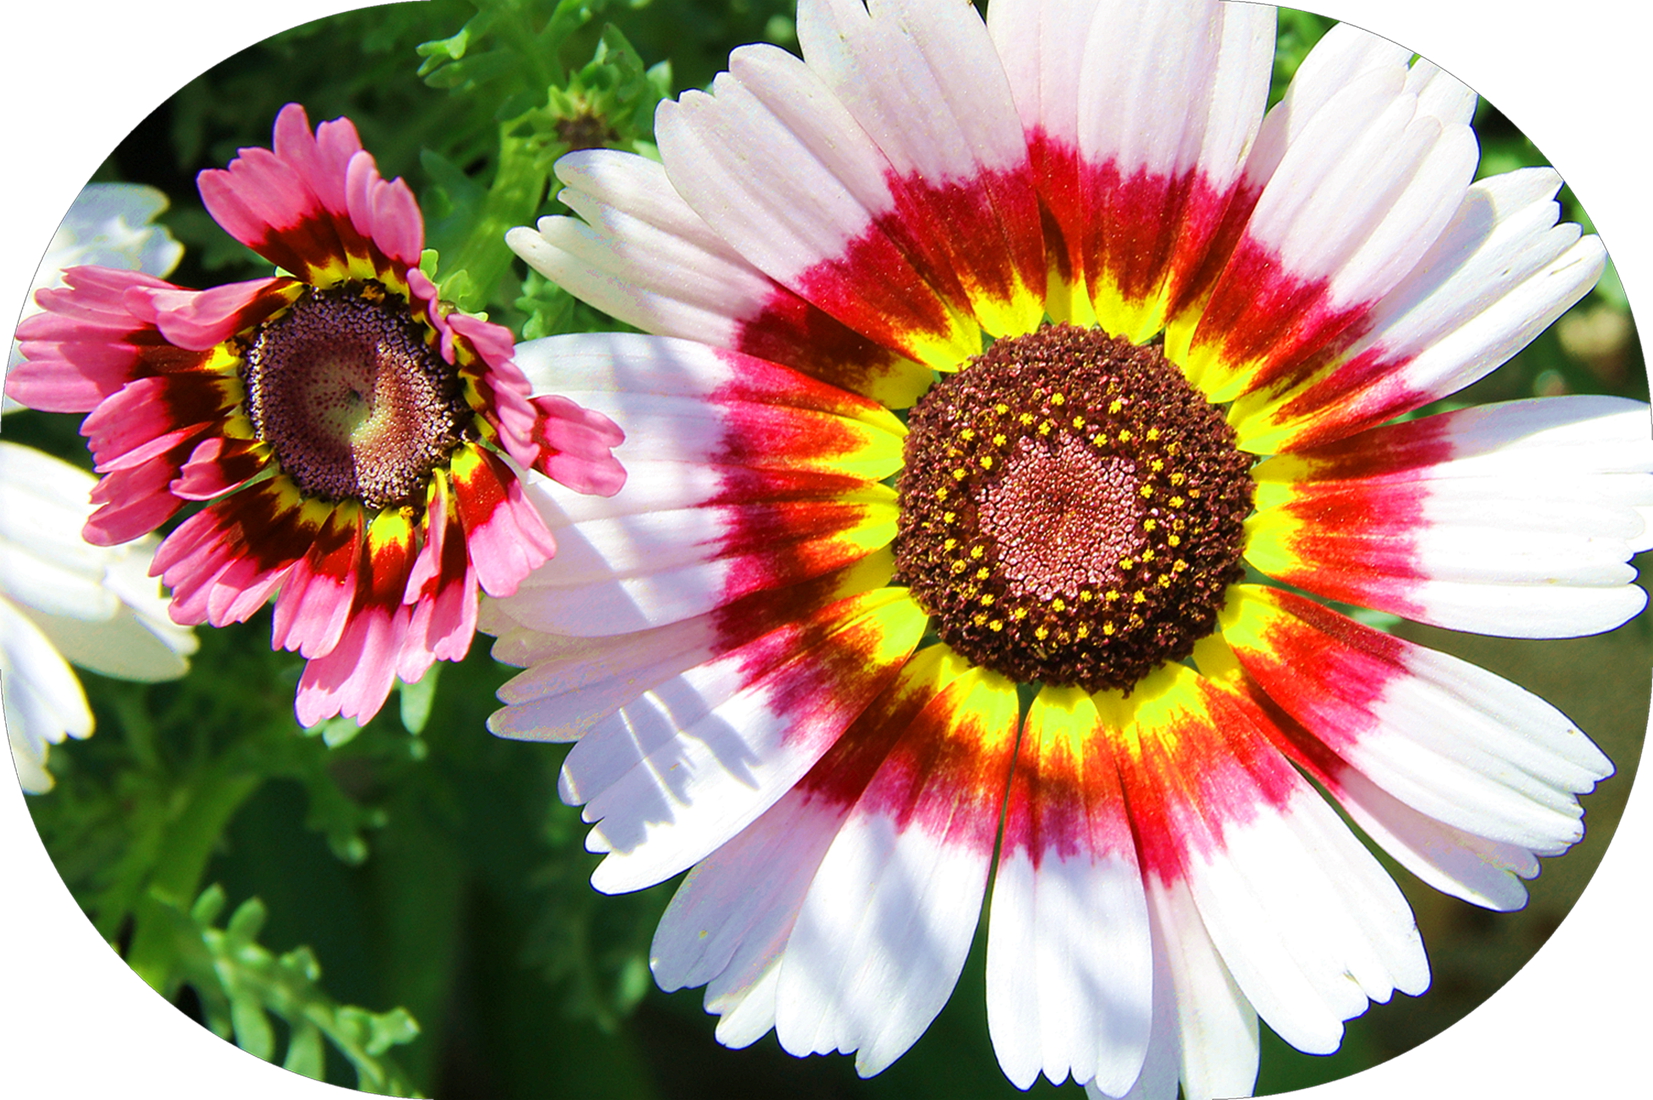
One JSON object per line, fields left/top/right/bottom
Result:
{"left": 490, "top": 1, "right": 1652, "bottom": 1097}
{"left": 6, "top": 103, "right": 626, "bottom": 728}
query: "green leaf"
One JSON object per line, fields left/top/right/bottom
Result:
{"left": 226, "top": 896, "right": 270, "bottom": 943}
{"left": 363, "top": 1006, "right": 422, "bottom": 1056}
{"left": 515, "top": 269, "right": 578, "bottom": 340}
{"left": 147, "top": 886, "right": 424, "bottom": 1096}
{"left": 398, "top": 666, "right": 441, "bottom": 735}
{"left": 415, "top": 17, "right": 482, "bottom": 72}
{"left": 317, "top": 716, "right": 364, "bottom": 748}
{"left": 283, "top": 1021, "right": 327, "bottom": 1080}
{"left": 231, "top": 994, "right": 277, "bottom": 1061}
{"left": 190, "top": 883, "right": 228, "bottom": 926}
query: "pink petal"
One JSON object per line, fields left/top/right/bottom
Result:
{"left": 171, "top": 436, "right": 264, "bottom": 500}
{"left": 123, "top": 277, "right": 295, "bottom": 351}
{"left": 272, "top": 102, "right": 354, "bottom": 220}
{"left": 294, "top": 605, "right": 410, "bottom": 726}
{"left": 526, "top": 394, "right": 628, "bottom": 497}
{"left": 343, "top": 150, "right": 423, "bottom": 267}
{"left": 8, "top": 267, "right": 178, "bottom": 412}
{"left": 270, "top": 509, "right": 363, "bottom": 660}
{"left": 450, "top": 446, "right": 557, "bottom": 598}
{"left": 83, "top": 460, "right": 187, "bottom": 546}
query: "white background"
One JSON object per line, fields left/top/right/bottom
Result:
{"left": 1, "top": 1, "right": 1646, "bottom": 1097}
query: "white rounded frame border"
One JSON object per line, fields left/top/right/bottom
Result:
{"left": 1, "top": 1, "right": 1646, "bottom": 1097}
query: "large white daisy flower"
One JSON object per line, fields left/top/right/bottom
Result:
{"left": 491, "top": 1, "right": 1648, "bottom": 1096}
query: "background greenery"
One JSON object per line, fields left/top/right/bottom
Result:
{"left": 5, "top": 1, "right": 1646, "bottom": 1097}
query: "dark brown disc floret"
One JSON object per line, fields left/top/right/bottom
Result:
{"left": 894, "top": 324, "right": 1253, "bottom": 693}
{"left": 242, "top": 282, "right": 472, "bottom": 510}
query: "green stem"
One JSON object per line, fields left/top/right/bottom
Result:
{"left": 125, "top": 766, "right": 264, "bottom": 989}
{"left": 444, "top": 124, "right": 550, "bottom": 313}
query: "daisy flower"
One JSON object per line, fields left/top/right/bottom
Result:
{"left": 492, "top": 1, "right": 1648, "bottom": 1097}
{"left": 0, "top": 443, "right": 196, "bottom": 792}
{"left": 4, "top": 182, "right": 184, "bottom": 406}
{"left": 5, "top": 103, "right": 627, "bottom": 728}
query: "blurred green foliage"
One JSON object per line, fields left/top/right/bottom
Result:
{"left": 10, "top": 2, "right": 1647, "bottom": 1098}
{"left": 151, "top": 885, "right": 422, "bottom": 1094}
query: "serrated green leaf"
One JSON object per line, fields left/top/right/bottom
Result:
{"left": 435, "top": 268, "right": 480, "bottom": 313}
{"left": 415, "top": 10, "right": 496, "bottom": 74}
{"left": 418, "top": 248, "right": 442, "bottom": 282}
{"left": 416, "top": 24, "right": 472, "bottom": 66}
{"left": 365, "top": 1007, "right": 422, "bottom": 1055}
{"left": 142, "top": 888, "right": 423, "bottom": 1096}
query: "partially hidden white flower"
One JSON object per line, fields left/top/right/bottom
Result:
{"left": 3, "top": 182, "right": 184, "bottom": 408}
{"left": 2, "top": 182, "right": 193, "bottom": 791}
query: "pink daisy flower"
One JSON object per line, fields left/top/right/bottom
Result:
{"left": 490, "top": 1, "right": 1648, "bottom": 1097}
{"left": 5, "top": 103, "right": 626, "bottom": 728}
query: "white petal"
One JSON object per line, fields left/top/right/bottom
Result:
{"left": 1236, "top": 22, "right": 1413, "bottom": 197}
{"left": 564, "top": 589, "right": 923, "bottom": 892}
{"left": 1184, "top": 787, "right": 1427, "bottom": 1054}
{"left": 799, "top": 0, "right": 1028, "bottom": 181}
{"left": 489, "top": 617, "right": 718, "bottom": 743}
{"left": 1245, "top": 71, "right": 1477, "bottom": 307}
{"left": 1362, "top": 175, "right": 1599, "bottom": 400}
{"left": 1076, "top": 0, "right": 1232, "bottom": 182}
{"left": 1404, "top": 58, "right": 1478, "bottom": 126}
{"left": 663, "top": 43, "right": 892, "bottom": 275}
{"left": 511, "top": 150, "right": 772, "bottom": 348}
{"left": 653, "top": 788, "right": 847, "bottom": 996}
{"left": 1248, "top": 396, "right": 1653, "bottom": 637}
{"left": 985, "top": 687, "right": 1152, "bottom": 1092}
{"left": 0, "top": 443, "right": 194, "bottom": 680}
{"left": 1321, "top": 764, "right": 1536, "bottom": 912}
{"left": 1148, "top": 877, "right": 1258, "bottom": 1100}
{"left": 986, "top": 0, "right": 1100, "bottom": 142}
{"left": 1344, "top": 646, "right": 1612, "bottom": 847}
{"left": 777, "top": 811, "right": 991, "bottom": 1076}
{"left": 0, "top": 442, "right": 116, "bottom": 621}
{"left": 1223, "top": 589, "right": 1613, "bottom": 858}
{"left": 1237, "top": 173, "right": 1609, "bottom": 447}
{"left": 514, "top": 332, "right": 904, "bottom": 429}
{"left": 1, "top": 596, "right": 92, "bottom": 793}
{"left": 988, "top": 846, "right": 1152, "bottom": 1091}
{"left": 708, "top": 961, "right": 784, "bottom": 1049}
{"left": 775, "top": 666, "right": 1018, "bottom": 1076}
{"left": 789, "top": 0, "right": 1048, "bottom": 337}
{"left": 1193, "top": 0, "right": 1278, "bottom": 192}
{"left": 512, "top": 152, "right": 936, "bottom": 408}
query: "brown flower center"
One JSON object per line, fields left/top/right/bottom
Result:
{"left": 894, "top": 324, "right": 1253, "bottom": 693}
{"left": 242, "top": 282, "right": 471, "bottom": 509}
